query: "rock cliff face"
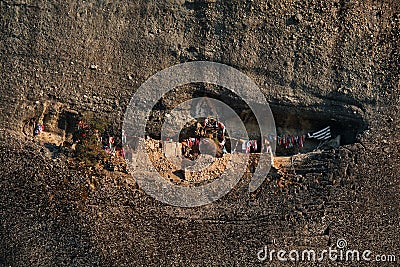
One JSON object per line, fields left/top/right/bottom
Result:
{"left": 0, "top": 0, "right": 399, "bottom": 266}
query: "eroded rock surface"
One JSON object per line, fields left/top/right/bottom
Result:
{"left": 0, "top": 0, "right": 399, "bottom": 266}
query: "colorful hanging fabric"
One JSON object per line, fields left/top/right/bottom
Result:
{"left": 276, "top": 134, "right": 307, "bottom": 149}
{"left": 241, "top": 140, "right": 247, "bottom": 152}
{"left": 253, "top": 140, "right": 257, "bottom": 151}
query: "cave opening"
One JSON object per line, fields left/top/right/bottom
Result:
{"left": 57, "top": 110, "right": 80, "bottom": 134}
{"left": 146, "top": 84, "right": 368, "bottom": 156}
{"left": 267, "top": 103, "right": 367, "bottom": 156}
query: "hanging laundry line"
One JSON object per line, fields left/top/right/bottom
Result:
{"left": 277, "top": 134, "right": 306, "bottom": 149}
{"left": 276, "top": 126, "right": 332, "bottom": 149}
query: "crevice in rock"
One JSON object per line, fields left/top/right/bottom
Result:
{"left": 147, "top": 84, "right": 368, "bottom": 156}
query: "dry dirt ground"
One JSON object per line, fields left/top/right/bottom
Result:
{"left": 1, "top": 0, "right": 399, "bottom": 266}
